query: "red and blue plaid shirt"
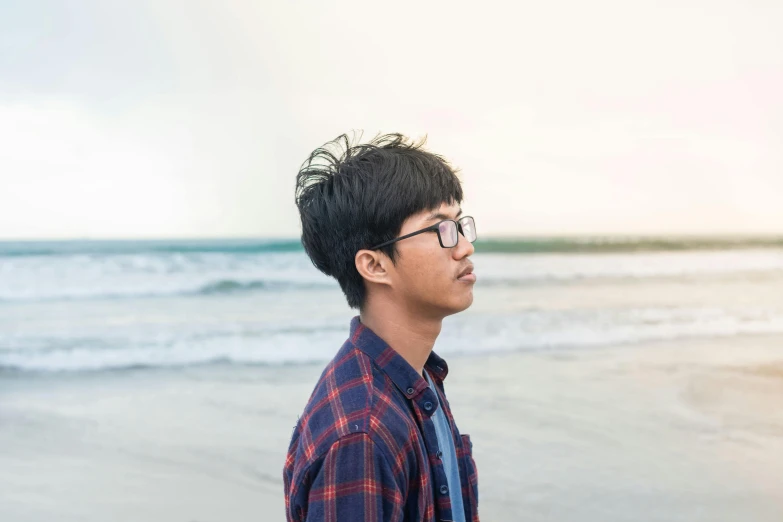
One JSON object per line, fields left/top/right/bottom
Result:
{"left": 283, "top": 315, "right": 480, "bottom": 522}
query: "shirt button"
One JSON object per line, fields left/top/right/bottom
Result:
{"left": 440, "top": 485, "right": 449, "bottom": 495}
{"left": 436, "top": 450, "right": 443, "bottom": 459}
{"left": 406, "top": 387, "right": 415, "bottom": 395}
{"left": 424, "top": 401, "right": 433, "bottom": 411}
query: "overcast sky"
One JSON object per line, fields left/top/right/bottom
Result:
{"left": 1, "top": 0, "right": 781, "bottom": 239}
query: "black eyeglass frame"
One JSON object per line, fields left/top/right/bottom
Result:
{"left": 368, "top": 216, "right": 476, "bottom": 250}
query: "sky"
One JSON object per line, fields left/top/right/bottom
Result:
{"left": 1, "top": 0, "right": 781, "bottom": 239}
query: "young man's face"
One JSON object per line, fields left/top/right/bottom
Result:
{"left": 389, "top": 201, "right": 476, "bottom": 319}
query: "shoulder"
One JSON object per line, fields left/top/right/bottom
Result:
{"left": 287, "top": 340, "right": 420, "bottom": 480}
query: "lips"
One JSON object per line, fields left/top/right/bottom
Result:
{"left": 457, "top": 264, "right": 475, "bottom": 281}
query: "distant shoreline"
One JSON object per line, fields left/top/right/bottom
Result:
{"left": 2, "top": 235, "right": 783, "bottom": 256}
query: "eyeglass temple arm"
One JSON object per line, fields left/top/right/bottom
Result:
{"left": 369, "top": 224, "right": 439, "bottom": 250}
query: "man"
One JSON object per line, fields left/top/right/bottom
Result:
{"left": 284, "top": 133, "right": 479, "bottom": 522}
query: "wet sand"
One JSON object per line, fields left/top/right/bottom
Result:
{"left": 1, "top": 333, "right": 782, "bottom": 522}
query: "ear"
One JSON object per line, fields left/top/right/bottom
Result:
{"left": 355, "top": 248, "right": 394, "bottom": 287}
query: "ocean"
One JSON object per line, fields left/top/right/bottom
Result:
{"left": 2, "top": 237, "right": 783, "bottom": 373}
{"left": 3, "top": 237, "right": 783, "bottom": 522}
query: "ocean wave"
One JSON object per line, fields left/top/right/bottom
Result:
{"left": 3, "top": 307, "right": 783, "bottom": 373}
{"left": 477, "top": 270, "right": 783, "bottom": 288}
{"left": 0, "top": 278, "right": 335, "bottom": 303}
{"left": 474, "top": 237, "right": 783, "bottom": 254}
{"left": 2, "top": 247, "right": 783, "bottom": 303}
{"left": 5, "top": 268, "right": 782, "bottom": 303}
{"left": 0, "top": 239, "right": 305, "bottom": 258}
{"left": 0, "top": 250, "right": 336, "bottom": 302}
{"left": 0, "top": 327, "right": 348, "bottom": 372}
{"left": 195, "top": 279, "right": 329, "bottom": 295}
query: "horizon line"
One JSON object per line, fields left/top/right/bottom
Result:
{"left": 2, "top": 232, "right": 783, "bottom": 243}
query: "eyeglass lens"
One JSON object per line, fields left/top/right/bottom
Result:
{"left": 437, "top": 217, "right": 476, "bottom": 247}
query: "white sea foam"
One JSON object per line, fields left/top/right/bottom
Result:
{"left": 1, "top": 248, "right": 781, "bottom": 302}
{"left": 0, "top": 251, "right": 335, "bottom": 302}
{"left": 2, "top": 242, "right": 782, "bottom": 372}
{"left": 3, "top": 305, "right": 783, "bottom": 372}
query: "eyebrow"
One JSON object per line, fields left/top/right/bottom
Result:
{"left": 426, "top": 208, "right": 463, "bottom": 223}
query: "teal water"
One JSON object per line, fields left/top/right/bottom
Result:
{"left": 2, "top": 235, "right": 783, "bottom": 257}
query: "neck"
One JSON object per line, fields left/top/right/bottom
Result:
{"left": 359, "top": 301, "right": 442, "bottom": 376}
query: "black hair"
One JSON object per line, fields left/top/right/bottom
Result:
{"left": 295, "top": 133, "right": 464, "bottom": 309}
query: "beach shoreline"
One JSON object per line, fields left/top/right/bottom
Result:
{"left": 2, "top": 332, "right": 782, "bottom": 521}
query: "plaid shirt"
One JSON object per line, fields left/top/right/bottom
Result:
{"left": 283, "top": 316, "right": 480, "bottom": 522}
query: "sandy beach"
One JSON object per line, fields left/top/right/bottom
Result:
{"left": 2, "top": 332, "right": 782, "bottom": 522}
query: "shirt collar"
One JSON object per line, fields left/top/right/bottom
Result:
{"left": 349, "top": 315, "right": 449, "bottom": 399}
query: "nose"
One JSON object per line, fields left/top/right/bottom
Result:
{"left": 453, "top": 229, "right": 475, "bottom": 258}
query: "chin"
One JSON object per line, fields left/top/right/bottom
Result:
{"left": 441, "top": 292, "right": 473, "bottom": 317}
{"left": 460, "top": 292, "right": 474, "bottom": 311}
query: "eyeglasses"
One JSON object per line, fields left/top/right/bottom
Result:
{"left": 369, "top": 216, "right": 476, "bottom": 250}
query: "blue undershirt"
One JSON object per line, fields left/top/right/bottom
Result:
{"left": 425, "top": 370, "right": 466, "bottom": 522}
